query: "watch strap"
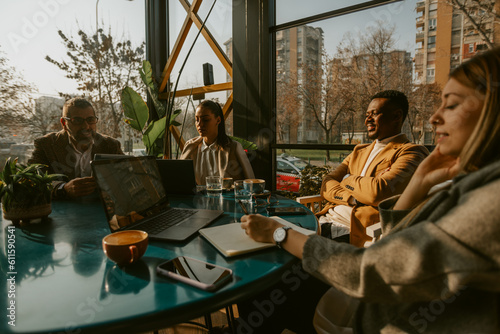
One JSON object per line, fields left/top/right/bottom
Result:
{"left": 275, "top": 226, "right": 292, "bottom": 248}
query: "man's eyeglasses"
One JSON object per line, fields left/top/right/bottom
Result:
{"left": 63, "top": 116, "right": 99, "bottom": 125}
{"left": 365, "top": 111, "right": 382, "bottom": 118}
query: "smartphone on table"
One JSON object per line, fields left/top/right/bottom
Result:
{"left": 156, "top": 256, "right": 233, "bottom": 291}
{"left": 266, "top": 206, "right": 308, "bottom": 216}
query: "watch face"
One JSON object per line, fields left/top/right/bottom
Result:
{"left": 274, "top": 228, "right": 286, "bottom": 243}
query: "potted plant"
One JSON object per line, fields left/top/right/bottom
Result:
{"left": 121, "top": 60, "right": 182, "bottom": 157}
{"left": 0, "top": 157, "right": 66, "bottom": 225}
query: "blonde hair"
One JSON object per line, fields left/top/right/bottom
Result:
{"left": 450, "top": 47, "right": 500, "bottom": 172}
{"left": 394, "top": 48, "right": 500, "bottom": 230}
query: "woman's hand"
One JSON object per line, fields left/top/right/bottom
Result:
{"left": 240, "top": 214, "right": 283, "bottom": 243}
{"left": 241, "top": 214, "right": 310, "bottom": 259}
{"left": 394, "top": 146, "right": 460, "bottom": 210}
{"left": 413, "top": 145, "right": 461, "bottom": 187}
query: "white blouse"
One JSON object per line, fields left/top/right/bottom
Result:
{"left": 195, "top": 140, "right": 220, "bottom": 185}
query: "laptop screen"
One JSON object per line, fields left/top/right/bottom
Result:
{"left": 91, "top": 156, "right": 168, "bottom": 232}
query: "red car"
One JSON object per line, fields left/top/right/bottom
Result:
{"left": 276, "top": 155, "right": 310, "bottom": 193}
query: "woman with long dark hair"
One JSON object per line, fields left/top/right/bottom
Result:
{"left": 241, "top": 48, "right": 500, "bottom": 333}
{"left": 180, "top": 100, "right": 254, "bottom": 185}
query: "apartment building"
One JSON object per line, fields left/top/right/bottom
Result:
{"left": 275, "top": 25, "right": 324, "bottom": 144}
{"left": 415, "top": 0, "right": 500, "bottom": 88}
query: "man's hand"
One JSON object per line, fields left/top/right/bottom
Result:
{"left": 240, "top": 214, "right": 284, "bottom": 243}
{"left": 64, "top": 177, "right": 97, "bottom": 198}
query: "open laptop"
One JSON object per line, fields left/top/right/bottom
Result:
{"left": 94, "top": 154, "right": 197, "bottom": 195}
{"left": 91, "top": 156, "right": 223, "bottom": 241}
{"left": 156, "top": 159, "right": 197, "bottom": 195}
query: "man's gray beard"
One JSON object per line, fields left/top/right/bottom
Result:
{"left": 70, "top": 131, "right": 95, "bottom": 150}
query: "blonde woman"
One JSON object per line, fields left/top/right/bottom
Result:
{"left": 241, "top": 48, "right": 500, "bottom": 333}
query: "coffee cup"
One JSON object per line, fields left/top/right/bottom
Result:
{"left": 102, "top": 230, "right": 148, "bottom": 266}
{"left": 243, "top": 179, "right": 266, "bottom": 194}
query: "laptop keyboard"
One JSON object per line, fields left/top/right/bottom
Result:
{"left": 138, "top": 208, "right": 197, "bottom": 235}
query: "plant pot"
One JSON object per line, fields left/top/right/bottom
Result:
{"left": 2, "top": 202, "right": 52, "bottom": 225}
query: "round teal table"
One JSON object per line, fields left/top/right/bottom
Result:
{"left": 0, "top": 192, "right": 317, "bottom": 334}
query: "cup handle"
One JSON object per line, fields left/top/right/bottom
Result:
{"left": 129, "top": 245, "right": 138, "bottom": 264}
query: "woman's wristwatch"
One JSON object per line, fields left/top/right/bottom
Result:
{"left": 273, "top": 226, "right": 291, "bottom": 248}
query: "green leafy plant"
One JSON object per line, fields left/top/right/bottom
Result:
{"left": 0, "top": 158, "right": 66, "bottom": 210}
{"left": 298, "top": 165, "right": 332, "bottom": 197}
{"left": 121, "top": 60, "right": 182, "bottom": 157}
{"left": 230, "top": 136, "right": 258, "bottom": 151}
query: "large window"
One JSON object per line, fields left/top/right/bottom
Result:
{"left": 272, "top": 0, "right": 500, "bottom": 192}
{"left": 0, "top": 0, "right": 146, "bottom": 154}
{"left": 166, "top": 0, "right": 232, "bottom": 143}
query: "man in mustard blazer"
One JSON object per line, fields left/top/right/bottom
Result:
{"left": 28, "top": 97, "right": 123, "bottom": 199}
{"left": 319, "top": 90, "right": 429, "bottom": 247}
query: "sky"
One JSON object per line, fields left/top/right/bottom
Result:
{"left": 0, "top": 0, "right": 417, "bottom": 98}
{"left": 277, "top": 0, "right": 418, "bottom": 56}
{"left": 0, "top": 0, "right": 146, "bottom": 97}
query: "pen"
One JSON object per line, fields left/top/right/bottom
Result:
{"left": 238, "top": 200, "right": 249, "bottom": 215}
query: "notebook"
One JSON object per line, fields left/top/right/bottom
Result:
{"left": 199, "top": 217, "right": 316, "bottom": 257}
{"left": 156, "top": 159, "right": 197, "bottom": 195}
{"left": 91, "top": 156, "right": 223, "bottom": 241}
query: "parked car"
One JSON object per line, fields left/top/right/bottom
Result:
{"left": 276, "top": 154, "right": 311, "bottom": 192}
{"left": 133, "top": 148, "right": 147, "bottom": 156}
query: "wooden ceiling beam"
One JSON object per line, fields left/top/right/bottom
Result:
{"left": 159, "top": 0, "right": 202, "bottom": 93}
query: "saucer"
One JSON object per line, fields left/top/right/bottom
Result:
{"left": 252, "top": 190, "right": 271, "bottom": 198}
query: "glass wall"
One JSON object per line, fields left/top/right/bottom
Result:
{"left": 166, "top": 0, "right": 233, "bottom": 144}
{"left": 0, "top": 0, "right": 146, "bottom": 157}
{"left": 273, "top": 0, "right": 499, "bottom": 193}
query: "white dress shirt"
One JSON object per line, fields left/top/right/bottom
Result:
{"left": 68, "top": 138, "right": 93, "bottom": 178}
{"left": 195, "top": 139, "right": 220, "bottom": 185}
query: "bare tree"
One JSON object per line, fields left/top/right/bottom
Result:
{"left": 443, "top": 0, "right": 500, "bottom": 49}
{"left": 332, "top": 22, "right": 414, "bottom": 142}
{"left": 0, "top": 47, "right": 36, "bottom": 140}
{"left": 299, "top": 51, "right": 355, "bottom": 160}
{"left": 26, "top": 97, "right": 65, "bottom": 138}
{"left": 46, "top": 27, "right": 145, "bottom": 138}
{"left": 407, "top": 83, "right": 442, "bottom": 143}
{"left": 276, "top": 71, "right": 302, "bottom": 145}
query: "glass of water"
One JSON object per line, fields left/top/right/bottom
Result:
{"left": 234, "top": 180, "right": 251, "bottom": 202}
{"left": 206, "top": 176, "right": 223, "bottom": 197}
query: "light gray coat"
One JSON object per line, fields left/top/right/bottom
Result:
{"left": 303, "top": 159, "right": 500, "bottom": 333}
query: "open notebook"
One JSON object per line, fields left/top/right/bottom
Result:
{"left": 199, "top": 216, "right": 316, "bottom": 257}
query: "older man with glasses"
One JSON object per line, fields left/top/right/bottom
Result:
{"left": 28, "top": 97, "right": 124, "bottom": 199}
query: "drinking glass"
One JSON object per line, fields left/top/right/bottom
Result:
{"left": 234, "top": 180, "right": 251, "bottom": 202}
{"left": 222, "top": 177, "right": 233, "bottom": 190}
{"left": 206, "top": 176, "right": 223, "bottom": 197}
